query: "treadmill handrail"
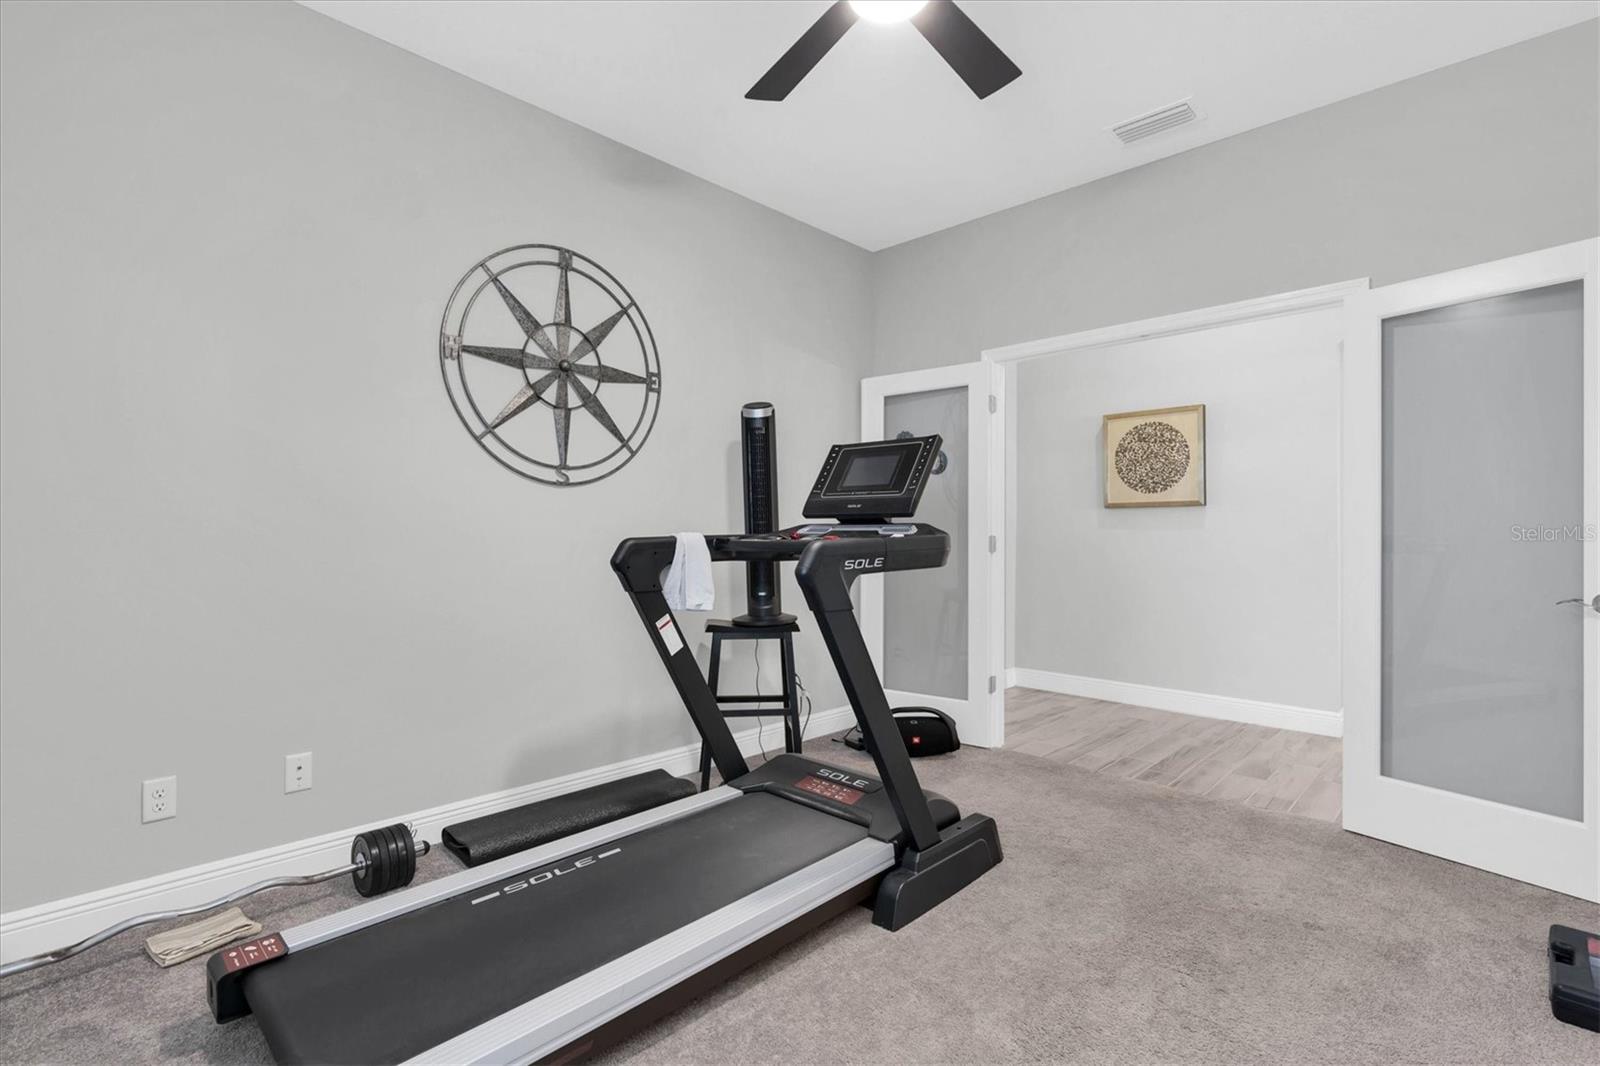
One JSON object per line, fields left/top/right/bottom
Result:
{"left": 611, "top": 537, "right": 752, "bottom": 785}
{"left": 793, "top": 535, "right": 946, "bottom": 852}
{"left": 612, "top": 526, "right": 949, "bottom": 853}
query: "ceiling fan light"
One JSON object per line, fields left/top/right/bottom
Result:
{"left": 849, "top": 1, "right": 928, "bottom": 25}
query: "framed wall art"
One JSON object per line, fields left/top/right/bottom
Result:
{"left": 1103, "top": 404, "right": 1206, "bottom": 507}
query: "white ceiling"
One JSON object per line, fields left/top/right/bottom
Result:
{"left": 300, "top": 0, "right": 1598, "bottom": 251}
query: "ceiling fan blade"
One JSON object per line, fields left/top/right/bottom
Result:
{"left": 746, "top": 0, "right": 858, "bottom": 101}
{"left": 911, "top": 0, "right": 1021, "bottom": 100}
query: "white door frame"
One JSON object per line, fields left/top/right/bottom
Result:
{"left": 860, "top": 360, "right": 1006, "bottom": 748}
{"left": 1341, "top": 238, "right": 1600, "bottom": 901}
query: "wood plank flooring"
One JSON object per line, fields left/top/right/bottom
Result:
{"left": 1006, "top": 687, "right": 1342, "bottom": 823}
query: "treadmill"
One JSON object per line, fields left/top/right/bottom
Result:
{"left": 207, "top": 434, "right": 1002, "bottom": 1064}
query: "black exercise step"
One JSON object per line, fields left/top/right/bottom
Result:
{"left": 441, "top": 769, "right": 696, "bottom": 867}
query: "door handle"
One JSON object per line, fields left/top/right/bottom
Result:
{"left": 1555, "top": 594, "right": 1600, "bottom": 613}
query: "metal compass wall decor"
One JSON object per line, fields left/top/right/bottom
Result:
{"left": 439, "top": 245, "right": 661, "bottom": 485}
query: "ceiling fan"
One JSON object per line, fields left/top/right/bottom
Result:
{"left": 746, "top": 0, "right": 1021, "bottom": 102}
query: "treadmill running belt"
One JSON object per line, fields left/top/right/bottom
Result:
{"left": 243, "top": 794, "right": 867, "bottom": 1064}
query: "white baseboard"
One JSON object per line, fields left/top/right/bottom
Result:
{"left": 1004, "top": 667, "right": 1018, "bottom": 688}
{"left": 1010, "top": 669, "right": 1342, "bottom": 738}
{"left": 0, "top": 704, "right": 856, "bottom": 966}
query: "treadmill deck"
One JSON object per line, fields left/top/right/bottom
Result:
{"left": 243, "top": 792, "right": 872, "bottom": 1064}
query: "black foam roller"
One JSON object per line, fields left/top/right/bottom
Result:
{"left": 440, "top": 770, "right": 697, "bottom": 867}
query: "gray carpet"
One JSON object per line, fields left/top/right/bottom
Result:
{"left": 1, "top": 739, "right": 1594, "bottom": 1064}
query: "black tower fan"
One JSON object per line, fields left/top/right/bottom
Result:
{"left": 734, "top": 402, "right": 796, "bottom": 627}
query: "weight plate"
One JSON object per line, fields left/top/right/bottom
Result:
{"left": 371, "top": 826, "right": 395, "bottom": 897}
{"left": 351, "top": 831, "right": 380, "bottom": 897}
{"left": 349, "top": 834, "right": 365, "bottom": 894}
{"left": 378, "top": 825, "right": 402, "bottom": 896}
{"left": 391, "top": 824, "right": 417, "bottom": 889}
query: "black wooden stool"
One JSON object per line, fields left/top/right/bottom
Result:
{"left": 697, "top": 618, "right": 802, "bottom": 791}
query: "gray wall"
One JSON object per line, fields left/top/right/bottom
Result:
{"left": 871, "top": 21, "right": 1599, "bottom": 377}
{"left": 0, "top": 0, "right": 873, "bottom": 910}
{"left": 871, "top": 20, "right": 1597, "bottom": 687}
{"left": 1014, "top": 308, "right": 1342, "bottom": 709}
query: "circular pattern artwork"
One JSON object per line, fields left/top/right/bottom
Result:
{"left": 439, "top": 245, "right": 661, "bottom": 485}
{"left": 1113, "top": 420, "right": 1192, "bottom": 494}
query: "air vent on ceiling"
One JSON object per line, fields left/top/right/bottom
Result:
{"left": 1110, "top": 100, "right": 1198, "bottom": 145}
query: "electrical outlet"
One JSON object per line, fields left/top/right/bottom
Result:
{"left": 285, "top": 752, "right": 313, "bottom": 794}
{"left": 142, "top": 776, "right": 177, "bottom": 823}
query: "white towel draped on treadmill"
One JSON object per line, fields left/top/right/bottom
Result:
{"left": 664, "top": 532, "right": 714, "bottom": 612}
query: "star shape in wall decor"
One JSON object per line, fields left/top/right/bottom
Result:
{"left": 440, "top": 246, "right": 661, "bottom": 485}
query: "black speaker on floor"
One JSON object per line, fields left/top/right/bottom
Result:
{"left": 734, "top": 402, "right": 795, "bottom": 628}
{"left": 844, "top": 707, "right": 962, "bottom": 757}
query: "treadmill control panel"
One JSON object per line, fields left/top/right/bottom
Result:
{"left": 217, "top": 933, "right": 286, "bottom": 974}
{"left": 803, "top": 435, "right": 941, "bottom": 522}
{"left": 207, "top": 931, "right": 288, "bottom": 1023}
{"left": 789, "top": 523, "right": 917, "bottom": 539}
{"left": 793, "top": 765, "right": 881, "bottom": 807}
{"left": 795, "top": 776, "right": 865, "bottom": 805}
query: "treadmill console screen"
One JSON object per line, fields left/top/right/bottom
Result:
{"left": 803, "top": 435, "right": 941, "bottom": 522}
{"left": 837, "top": 450, "right": 903, "bottom": 491}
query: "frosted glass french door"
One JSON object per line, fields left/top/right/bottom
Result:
{"left": 1343, "top": 240, "right": 1599, "bottom": 901}
{"left": 860, "top": 361, "right": 1003, "bottom": 748}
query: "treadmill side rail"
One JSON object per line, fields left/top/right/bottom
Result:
{"left": 407, "top": 838, "right": 896, "bottom": 1065}
{"left": 873, "top": 813, "right": 1003, "bottom": 932}
{"left": 284, "top": 787, "right": 741, "bottom": 953}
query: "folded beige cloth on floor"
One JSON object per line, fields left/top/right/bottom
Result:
{"left": 144, "top": 906, "right": 261, "bottom": 968}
